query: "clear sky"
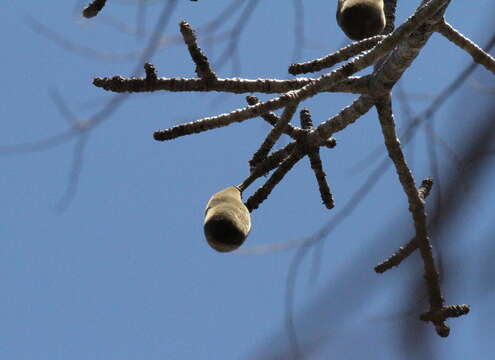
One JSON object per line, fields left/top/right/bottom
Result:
{"left": 2, "top": 1, "right": 495, "bottom": 359}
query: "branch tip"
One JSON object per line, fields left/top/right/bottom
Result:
{"left": 179, "top": 20, "right": 217, "bottom": 81}
{"left": 420, "top": 304, "right": 470, "bottom": 337}
{"left": 82, "top": 0, "right": 107, "bottom": 19}
{"left": 299, "top": 108, "right": 313, "bottom": 129}
{"left": 418, "top": 177, "right": 433, "bottom": 200}
{"left": 144, "top": 62, "right": 158, "bottom": 81}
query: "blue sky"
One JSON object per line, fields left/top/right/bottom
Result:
{"left": 2, "top": 1, "right": 495, "bottom": 359}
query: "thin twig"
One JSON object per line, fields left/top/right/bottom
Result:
{"left": 180, "top": 21, "right": 217, "bottom": 81}
{"left": 94, "top": 75, "right": 364, "bottom": 94}
{"left": 383, "top": 0, "right": 398, "bottom": 35}
{"left": 288, "top": 36, "right": 385, "bottom": 75}
{"left": 249, "top": 103, "right": 299, "bottom": 170}
{"left": 238, "top": 142, "right": 297, "bottom": 192}
{"left": 437, "top": 21, "right": 495, "bottom": 75}
{"left": 245, "top": 95, "right": 302, "bottom": 139}
{"left": 375, "top": 95, "right": 465, "bottom": 337}
{"left": 374, "top": 178, "right": 433, "bottom": 273}
{"left": 245, "top": 150, "right": 305, "bottom": 212}
{"left": 298, "top": 109, "right": 334, "bottom": 209}
{"left": 307, "top": 149, "right": 334, "bottom": 209}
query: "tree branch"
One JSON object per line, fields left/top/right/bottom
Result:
{"left": 437, "top": 21, "right": 495, "bottom": 75}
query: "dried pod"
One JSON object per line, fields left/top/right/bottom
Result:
{"left": 204, "top": 186, "right": 251, "bottom": 252}
{"left": 336, "top": 0, "right": 386, "bottom": 40}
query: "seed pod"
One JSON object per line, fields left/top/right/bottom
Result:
{"left": 204, "top": 186, "right": 251, "bottom": 252}
{"left": 336, "top": 0, "right": 386, "bottom": 41}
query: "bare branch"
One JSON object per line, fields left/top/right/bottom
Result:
{"left": 307, "top": 149, "right": 334, "bottom": 209}
{"left": 238, "top": 142, "right": 297, "bottom": 192}
{"left": 374, "top": 95, "right": 467, "bottom": 337}
{"left": 315, "top": 95, "right": 374, "bottom": 138}
{"left": 374, "top": 178, "right": 434, "bottom": 273}
{"left": 288, "top": 36, "right": 385, "bottom": 75}
{"left": 245, "top": 150, "right": 305, "bottom": 212}
{"left": 93, "top": 75, "right": 362, "bottom": 94}
{"left": 179, "top": 21, "right": 217, "bottom": 81}
{"left": 437, "top": 21, "right": 495, "bottom": 75}
{"left": 371, "top": 1, "right": 448, "bottom": 91}
{"left": 383, "top": 0, "right": 398, "bottom": 34}
{"left": 249, "top": 103, "right": 299, "bottom": 170}
{"left": 153, "top": 91, "right": 301, "bottom": 141}
{"left": 353, "top": 31, "right": 495, "bottom": 174}
{"left": 108, "top": 0, "right": 455, "bottom": 144}
{"left": 245, "top": 95, "right": 302, "bottom": 139}
{"left": 299, "top": 109, "right": 334, "bottom": 209}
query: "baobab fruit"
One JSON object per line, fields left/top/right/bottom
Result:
{"left": 336, "top": 0, "right": 386, "bottom": 40}
{"left": 204, "top": 186, "right": 251, "bottom": 252}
